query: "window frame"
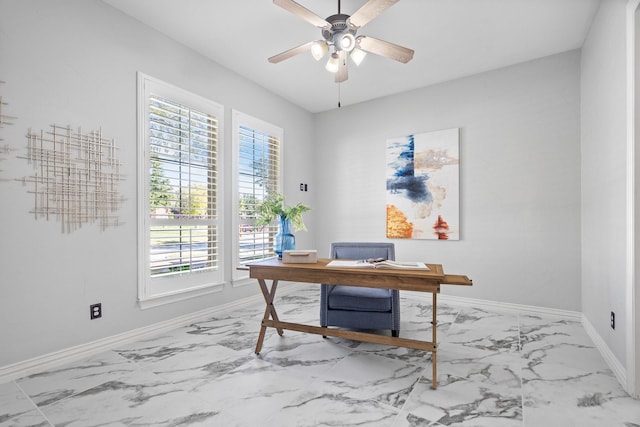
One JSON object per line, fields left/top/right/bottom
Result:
{"left": 137, "top": 72, "right": 225, "bottom": 308}
{"left": 231, "top": 110, "right": 283, "bottom": 283}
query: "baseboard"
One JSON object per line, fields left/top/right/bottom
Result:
{"left": 0, "top": 283, "right": 623, "bottom": 393}
{"left": 581, "top": 314, "right": 627, "bottom": 389}
{"left": 0, "top": 286, "right": 292, "bottom": 384}
{"left": 412, "top": 292, "right": 582, "bottom": 320}
{"left": 409, "top": 291, "right": 628, "bottom": 393}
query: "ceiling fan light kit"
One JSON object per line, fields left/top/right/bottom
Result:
{"left": 325, "top": 52, "right": 340, "bottom": 73}
{"left": 339, "top": 32, "right": 356, "bottom": 51}
{"left": 269, "top": 0, "right": 414, "bottom": 83}
{"left": 350, "top": 47, "right": 367, "bottom": 66}
{"left": 311, "top": 41, "right": 329, "bottom": 61}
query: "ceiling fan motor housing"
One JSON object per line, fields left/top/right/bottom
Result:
{"left": 322, "top": 14, "right": 357, "bottom": 51}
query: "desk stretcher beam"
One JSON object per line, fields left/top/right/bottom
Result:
{"left": 261, "top": 319, "right": 437, "bottom": 352}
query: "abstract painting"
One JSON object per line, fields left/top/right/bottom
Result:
{"left": 386, "top": 128, "right": 459, "bottom": 240}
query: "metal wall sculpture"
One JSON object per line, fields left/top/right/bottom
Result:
{"left": 0, "top": 81, "right": 18, "bottom": 181}
{"left": 19, "top": 124, "right": 124, "bottom": 232}
{"left": 0, "top": 81, "right": 17, "bottom": 127}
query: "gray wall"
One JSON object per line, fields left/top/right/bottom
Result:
{"left": 581, "top": 0, "right": 631, "bottom": 369}
{"left": 0, "top": 0, "right": 315, "bottom": 366}
{"left": 636, "top": 1, "right": 640, "bottom": 391}
{"left": 1, "top": 0, "right": 632, "bottom": 377}
{"left": 314, "top": 51, "right": 583, "bottom": 311}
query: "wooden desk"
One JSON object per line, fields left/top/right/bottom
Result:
{"left": 247, "top": 258, "right": 472, "bottom": 389}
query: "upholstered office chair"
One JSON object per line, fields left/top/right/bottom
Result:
{"left": 320, "top": 242, "right": 400, "bottom": 337}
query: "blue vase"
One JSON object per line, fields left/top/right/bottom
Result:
{"left": 275, "top": 215, "right": 295, "bottom": 258}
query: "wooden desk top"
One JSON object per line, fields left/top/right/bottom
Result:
{"left": 247, "top": 258, "right": 472, "bottom": 292}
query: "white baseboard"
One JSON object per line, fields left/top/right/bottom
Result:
{"left": 409, "top": 292, "right": 582, "bottom": 320}
{"left": 0, "top": 284, "right": 624, "bottom": 394}
{"left": 581, "top": 314, "right": 627, "bottom": 388}
{"left": 409, "top": 291, "right": 627, "bottom": 393}
{"left": 0, "top": 282, "right": 302, "bottom": 384}
{"left": 0, "top": 290, "right": 276, "bottom": 384}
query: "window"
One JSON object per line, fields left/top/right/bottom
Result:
{"left": 232, "top": 110, "right": 282, "bottom": 279}
{"left": 138, "top": 73, "right": 224, "bottom": 307}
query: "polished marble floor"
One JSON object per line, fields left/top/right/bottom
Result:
{"left": 2, "top": 283, "right": 640, "bottom": 426}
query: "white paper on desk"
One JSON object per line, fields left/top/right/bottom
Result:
{"left": 326, "top": 260, "right": 375, "bottom": 268}
{"left": 326, "top": 260, "right": 430, "bottom": 270}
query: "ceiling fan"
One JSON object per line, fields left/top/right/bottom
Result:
{"left": 268, "top": 0, "right": 414, "bottom": 83}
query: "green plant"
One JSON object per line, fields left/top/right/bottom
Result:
{"left": 255, "top": 192, "right": 310, "bottom": 231}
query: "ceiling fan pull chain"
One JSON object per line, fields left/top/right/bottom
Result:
{"left": 338, "top": 83, "right": 341, "bottom": 108}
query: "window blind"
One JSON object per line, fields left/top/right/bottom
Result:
{"left": 237, "top": 124, "right": 281, "bottom": 265}
{"left": 148, "top": 95, "right": 219, "bottom": 277}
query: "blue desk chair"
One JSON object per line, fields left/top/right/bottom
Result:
{"left": 320, "top": 242, "right": 400, "bottom": 337}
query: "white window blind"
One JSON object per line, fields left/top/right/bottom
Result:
{"left": 138, "top": 73, "right": 224, "bottom": 306}
{"left": 234, "top": 112, "right": 282, "bottom": 269}
{"left": 148, "top": 95, "right": 219, "bottom": 277}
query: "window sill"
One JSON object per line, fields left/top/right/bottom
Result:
{"left": 138, "top": 282, "right": 225, "bottom": 310}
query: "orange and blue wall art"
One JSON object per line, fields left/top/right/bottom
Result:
{"left": 386, "top": 128, "right": 460, "bottom": 240}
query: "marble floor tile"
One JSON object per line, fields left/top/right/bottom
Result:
{"left": 0, "top": 381, "right": 37, "bottom": 424}
{"left": 523, "top": 369, "right": 640, "bottom": 426}
{"left": 258, "top": 332, "right": 355, "bottom": 378}
{"left": 183, "top": 312, "right": 273, "bottom": 352}
{"left": 3, "top": 282, "right": 640, "bottom": 426}
{"left": 115, "top": 328, "right": 252, "bottom": 388}
{"left": 317, "top": 350, "right": 424, "bottom": 408}
{"left": 15, "top": 351, "right": 137, "bottom": 407}
{"left": 39, "top": 369, "right": 229, "bottom": 427}
{"left": 519, "top": 316, "right": 593, "bottom": 351}
{"left": 354, "top": 302, "right": 462, "bottom": 365}
{"left": 264, "top": 380, "right": 400, "bottom": 427}
{"left": 445, "top": 308, "right": 520, "bottom": 358}
{"left": 400, "top": 373, "right": 523, "bottom": 426}
{"left": 434, "top": 345, "right": 522, "bottom": 390}
{"left": 356, "top": 341, "right": 433, "bottom": 366}
{"left": 185, "top": 357, "right": 316, "bottom": 426}
{"left": 0, "top": 409, "right": 51, "bottom": 427}
{"left": 400, "top": 301, "right": 460, "bottom": 336}
{"left": 274, "top": 288, "right": 323, "bottom": 324}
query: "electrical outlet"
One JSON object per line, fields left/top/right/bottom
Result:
{"left": 610, "top": 311, "right": 615, "bottom": 330}
{"left": 90, "top": 303, "right": 102, "bottom": 320}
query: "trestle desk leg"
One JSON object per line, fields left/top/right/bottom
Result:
{"left": 432, "top": 291, "right": 438, "bottom": 390}
{"left": 255, "top": 278, "right": 283, "bottom": 354}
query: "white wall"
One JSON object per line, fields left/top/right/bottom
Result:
{"left": 0, "top": 0, "right": 315, "bottom": 366}
{"left": 1, "top": 0, "right": 627, "bottom": 377}
{"left": 314, "top": 51, "right": 582, "bottom": 311}
{"left": 635, "top": 0, "right": 640, "bottom": 395}
{"left": 581, "top": 0, "right": 629, "bottom": 367}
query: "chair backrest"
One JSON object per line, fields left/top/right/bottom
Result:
{"left": 331, "top": 242, "right": 395, "bottom": 261}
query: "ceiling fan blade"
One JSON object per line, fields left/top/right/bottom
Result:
{"left": 273, "top": 0, "right": 331, "bottom": 29}
{"left": 335, "top": 50, "right": 348, "bottom": 83}
{"left": 268, "top": 41, "right": 315, "bottom": 63}
{"left": 357, "top": 36, "right": 414, "bottom": 63}
{"left": 347, "top": 0, "right": 399, "bottom": 29}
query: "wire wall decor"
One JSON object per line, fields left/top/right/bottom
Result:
{"left": 18, "top": 124, "right": 125, "bottom": 232}
{"left": 0, "top": 81, "right": 17, "bottom": 127}
{"left": 0, "top": 81, "right": 18, "bottom": 181}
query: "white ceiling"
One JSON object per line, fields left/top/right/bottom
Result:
{"left": 103, "top": 0, "right": 601, "bottom": 113}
